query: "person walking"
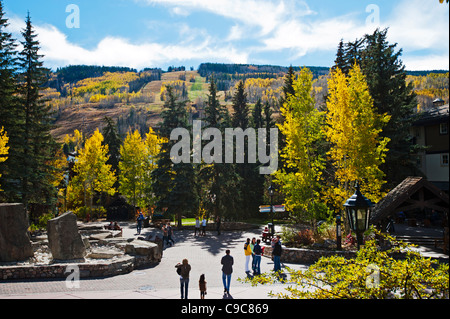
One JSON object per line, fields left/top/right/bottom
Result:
{"left": 176, "top": 259, "right": 191, "bottom": 299}
{"left": 253, "top": 239, "right": 262, "bottom": 275}
{"left": 273, "top": 235, "right": 282, "bottom": 273}
{"left": 221, "top": 249, "right": 234, "bottom": 295}
{"left": 244, "top": 238, "right": 252, "bottom": 273}
{"left": 167, "top": 222, "right": 175, "bottom": 246}
{"left": 199, "top": 274, "right": 207, "bottom": 299}
{"left": 136, "top": 211, "right": 144, "bottom": 234}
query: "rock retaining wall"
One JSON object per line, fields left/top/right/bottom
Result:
{"left": 263, "top": 245, "right": 356, "bottom": 264}
{"left": 0, "top": 254, "right": 156, "bottom": 280}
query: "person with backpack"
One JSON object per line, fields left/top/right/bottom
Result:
{"left": 136, "top": 211, "right": 144, "bottom": 234}
{"left": 175, "top": 259, "right": 191, "bottom": 299}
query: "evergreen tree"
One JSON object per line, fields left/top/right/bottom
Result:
{"left": 277, "top": 66, "right": 296, "bottom": 173}
{"left": 231, "top": 80, "right": 249, "bottom": 129}
{"left": 332, "top": 39, "right": 346, "bottom": 72}
{"left": 279, "top": 66, "right": 296, "bottom": 108}
{"left": 333, "top": 29, "right": 419, "bottom": 188}
{"left": 200, "top": 76, "right": 241, "bottom": 220}
{"left": 102, "top": 116, "right": 122, "bottom": 180}
{"left": 16, "top": 13, "right": 57, "bottom": 211}
{"left": 252, "top": 99, "right": 264, "bottom": 129}
{"left": 152, "top": 86, "right": 197, "bottom": 227}
{"left": 0, "top": 2, "right": 22, "bottom": 201}
{"left": 360, "top": 29, "right": 418, "bottom": 187}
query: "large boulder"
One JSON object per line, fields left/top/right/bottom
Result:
{"left": 0, "top": 203, "right": 34, "bottom": 262}
{"left": 47, "top": 212, "right": 86, "bottom": 260}
{"left": 125, "top": 240, "right": 162, "bottom": 262}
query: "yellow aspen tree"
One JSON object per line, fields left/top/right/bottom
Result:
{"left": 325, "top": 65, "right": 390, "bottom": 209}
{"left": 119, "top": 129, "right": 148, "bottom": 212}
{"left": 274, "top": 68, "right": 328, "bottom": 227}
{"left": 0, "top": 127, "right": 9, "bottom": 190}
{"left": 69, "top": 129, "right": 116, "bottom": 215}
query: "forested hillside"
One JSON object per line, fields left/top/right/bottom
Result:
{"left": 46, "top": 63, "right": 448, "bottom": 142}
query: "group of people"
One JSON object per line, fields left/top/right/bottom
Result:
{"left": 174, "top": 235, "right": 283, "bottom": 299}
{"left": 175, "top": 249, "right": 234, "bottom": 299}
{"left": 194, "top": 217, "right": 208, "bottom": 236}
{"left": 244, "top": 235, "right": 282, "bottom": 275}
{"left": 194, "top": 216, "right": 222, "bottom": 236}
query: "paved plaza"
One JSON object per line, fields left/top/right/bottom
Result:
{"left": 0, "top": 223, "right": 308, "bottom": 299}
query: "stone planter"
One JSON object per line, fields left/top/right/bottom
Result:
{"left": 263, "top": 245, "right": 356, "bottom": 264}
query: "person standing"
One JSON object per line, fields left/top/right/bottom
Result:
{"left": 250, "top": 237, "right": 256, "bottom": 273}
{"left": 221, "top": 249, "right": 234, "bottom": 295}
{"left": 215, "top": 216, "right": 221, "bottom": 235}
{"left": 199, "top": 274, "right": 207, "bottom": 299}
{"left": 195, "top": 217, "right": 200, "bottom": 236}
{"left": 273, "top": 235, "right": 282, "bottom": 272}
{"left": 244, "top": 238, "right": 252, "bottom": 273}
{"left": 176, "top": 259, "right": 191, "bottom": 299}
{"left": 253, "top": 239, "right": 262, "bottom": 275}
{"left": 162, "top": 224, "right": 168, "bottom": 248}
{"left": 201, "top": 217, "right": 207, "bottom": 236}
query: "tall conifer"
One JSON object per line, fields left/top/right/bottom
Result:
{"left": 16, "top": 13, "right": 57, "bottom": 210}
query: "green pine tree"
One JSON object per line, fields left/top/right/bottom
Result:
{"left": 152, "top": 86, "right": 197, "bottom": 227}
{"left": 0, "top": 1, "right": 23, "bottom": 202}
{"left": 16, "top": 13, "right": 57, "bottom": 212}
{"left": 333, "top": 29, "right": 419, "bottom": 188}
{"left": 360, "top": 29, "right": 419, "bottom": 187}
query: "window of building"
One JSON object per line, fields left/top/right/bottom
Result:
{"left": 441, "top": 153, "right": 449, "bottom": 166}
{"left": 440, "top": 122, "right": 448, "bottom": 135}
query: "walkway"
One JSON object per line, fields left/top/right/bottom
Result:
{"left": 0, "top": 223, "right": 307, "bottom": 299}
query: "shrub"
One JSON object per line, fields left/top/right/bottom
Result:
{"left": 242, "top": 230, "right": 449, "bottom": 299}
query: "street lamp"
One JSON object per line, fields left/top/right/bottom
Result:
{"left": 343, "top": 181, "right": 373, "bottom": 250}
{"left": 268, "top": 184, "right": 275, "bottom": 236}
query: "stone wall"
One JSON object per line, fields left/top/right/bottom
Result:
{"left": 263, "top": 245, "right": 356, "bottom": 264}
{"left": 1, "top": 255, "right": 143, "bottom": 280}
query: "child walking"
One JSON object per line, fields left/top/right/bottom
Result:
{"left": 199, "top": 274, "right": 207, "bottom": 299}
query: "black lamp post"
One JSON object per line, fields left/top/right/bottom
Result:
{"left": 268, "top": 184, "right": 275, "bottom": 235}
{"left": 336, "top": 214, "right": 342, "bottom": 250}
{"left": 343, "top": 181, "right": 373, "bottom": 250}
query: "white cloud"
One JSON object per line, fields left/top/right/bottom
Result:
{"left": 7, "top": 16, "right": 248, "bottom": 69}
{"left": 7, "top": 0, "right": 448, "bottom": 70}
{"left": 402, "top": 54, "right": 449, "bottom": 71}
{"left": 141, "top": 0, "right": 314, "bottom": 36}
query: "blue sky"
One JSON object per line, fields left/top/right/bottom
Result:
{"left": 3, "top": 0, "right": 449, "bottom": 71}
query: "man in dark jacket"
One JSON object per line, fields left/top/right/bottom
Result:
{"left": 272, "top": 235, "right": 282, "bottom": 272}
{"left": 221, "top": 249, "right": 233, "bottom": 294}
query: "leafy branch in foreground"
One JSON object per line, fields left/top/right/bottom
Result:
{"left": 240, "top": 230, "right": 449, "bottom": 299}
